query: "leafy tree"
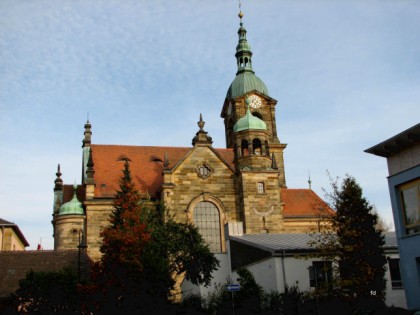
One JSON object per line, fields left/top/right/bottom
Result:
{"left": 101, "top": 158, "right": 150, "bottom": 272}
{"left": 12, "top": 268, "right": 80, "bottom": 314}
{"left": 86, "top": 159, "right": 152, "bottom": 313}
{"left": 309, "top": 175, "right": 387, "bottom": 300}
{"left": 140, "top": 202, "right": 220, "bottom": 299}
{"left": 89, "top": 159, "right": 219, "bottom": 312}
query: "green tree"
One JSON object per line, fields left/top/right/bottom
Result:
{"left": 140, "top": 202, "right": 220, "bottom": 298}
{"left": 100, "top": 159, "right": 150, "bottom": 273}
{"left": 90, "top": 159, "right": 219, "bottom": 313}
{"left": 85, "top": 159, "right": 152, "bottom": 313}
{"left": 12, "top": 268, "right": 80, "bottom": 314}
{"left": 309, "top": 175, "right": 387, "bottom": 300}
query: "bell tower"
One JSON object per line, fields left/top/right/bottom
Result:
{"left": 221, "top": 10, "right": 287, "bottom": 187}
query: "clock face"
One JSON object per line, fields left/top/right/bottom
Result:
{"left": 249, "top": 95, "right": 262, "bottom": 109}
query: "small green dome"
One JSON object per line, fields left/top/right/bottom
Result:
{"left": 227, "top": 71, "right": 269, "bottom": 99}
{"left": 59, "top": 185, "right": 84, "bottom": 215}
{"left": 236, "top": 40, "right": 251, "bottom": 53}
{"left": 234, "top": 101, "right": 267, "bottom": 132}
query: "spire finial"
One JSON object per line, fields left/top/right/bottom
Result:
{"left": 54, "top": 163, "right": 63, "bottom": 191}
{"left": 238, "top": 0, "right": 244, "bottom": 23}
{"left": 198, "top": 113, "right": 205, "bottom": 131}
{"left": 308, "top": 171, "right": 312, "bottom": 189}
{"left": 85, "top": 149, "right": 95, "bottom": 184}
{"left": 82, "top": 119, "right": 92, "bottom": 148}
{"left": 192, "top": 114, "right": 213, "bottom": 146}
{"left": 234, "top": 2, "right": 254, "bottom": 75}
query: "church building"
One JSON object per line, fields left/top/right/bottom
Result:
{"left": 52, "top": 12, "right": 334, "bottom": 261}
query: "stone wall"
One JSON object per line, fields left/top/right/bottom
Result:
{"left": 166, "top": 146, "right": 238, "bottom": 224}
{"left": 240, "top": 171, "right": 284, "bottom": 233}
{"left": 85, "top": 200, "right": 113, "bottom": 260}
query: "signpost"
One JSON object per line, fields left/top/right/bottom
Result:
{"left": 226, "top": 284, "right": 240, "bottom": 314}
{"left": 226, "top": 284, "right": 240, "bottom": 292}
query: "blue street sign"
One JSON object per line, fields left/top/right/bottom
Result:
{"left": 226, "top": 284, "right": 240, "bottom": 291}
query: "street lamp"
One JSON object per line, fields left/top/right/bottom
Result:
{"left": 77, "top": 230, "right": 88, "bottom": 283}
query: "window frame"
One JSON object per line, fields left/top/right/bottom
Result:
{"left": 193, "top": 201, "right": 222, "bottom": 253}
{"left": 257, "top": 182, "right": 265, "bottom": 194}
{"left": 196, "top": 163, "right": 213, "bottom": 179}
{"left": 399, "top": 179, "right": 420, "bottom": 235}
{"left": 388, "top": 258, "right": 404, "bottom": 289}
{"left": 309, "top": 261, "right": 333, "bottom": 289}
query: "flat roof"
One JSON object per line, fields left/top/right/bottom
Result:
{"left": 230, "top": 231, "right": 398, "bottom": 253}
{"left": 365, "top": 123, "right": 420, "bottom": 158}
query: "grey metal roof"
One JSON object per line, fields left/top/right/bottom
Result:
{"left": 383, "top": 231, "right": 398, "bottom": 248}
{"left": 365, "top": 123, "right": 420, "bottom": 158}
{"left": 230, "top": 231, "right": 398, "bottom": 253}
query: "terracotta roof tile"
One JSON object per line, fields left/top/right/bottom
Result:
{"left": 89, "top": 145, "right": 235, "bottom": 199}
{"left": 63, "top": 185, "right": 85, "bottom": 203}
{"left": 281, "top": 189, "right": 335, "bottom": 218}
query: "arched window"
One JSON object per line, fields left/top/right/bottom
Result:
{"left": 253, "top": 138, "right": 262, "bottom": 155}
{"left": 241, "top": 139, "right": 249, "bottom": 156}
{"left": 193, "top": 201, "right": 222, "bottom": 252}
{"left": 252, "top": 112, "right": 264, "bottom": 120}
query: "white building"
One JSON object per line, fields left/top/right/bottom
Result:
{"left": 182, "top": 228, "right": 406, "bottom": 309}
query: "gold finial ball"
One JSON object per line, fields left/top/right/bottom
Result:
{"left": 238, "top": 11, "right": 244, "bottom": 19}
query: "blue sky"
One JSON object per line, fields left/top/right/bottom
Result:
{"left": 1, "top": 0, "right": 419, "bottom": 250}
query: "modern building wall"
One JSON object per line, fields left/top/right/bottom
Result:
{"left": 387, "top": 165, "right": 420, "bottom": 310}
{"left": 365, "top": 123, "right": 420, "bottom": 311}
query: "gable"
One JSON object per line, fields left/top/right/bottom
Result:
{"left": 171, "top": 146, "right": 235, "bottom": 175}
{"left": 88, "top": 145, "right": 234, "bottom": 199}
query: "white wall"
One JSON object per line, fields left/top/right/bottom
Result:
{"left": 182, "top": 248, "right": 407, "bottom": 310}
{"left": 181, "top": 253, "right": 231, "bottom": 298}
{"left": 384, "top": 253, "right": 407, "bottom": 309}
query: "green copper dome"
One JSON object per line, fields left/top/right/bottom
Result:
{"left": 226, "top": 14, "right": 269, "bottom": 99}
{"left": 59, "top": 185, "right": 84, "bottom": 215}
{"left": 227, "top": 71, "right": 269, "bottom": 99}
{"left": 234, "top": 101, "right": 267, "bottom": 132}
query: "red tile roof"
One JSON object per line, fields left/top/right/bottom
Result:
{"left": 281, "top": 189, "right": 335, "bottom": 218}
{"left": 62, "top": 184, "right": 85, "bottom": 203}
{"left": 89, "top": 145, "right": 235, "bottom": 199}
{"left": 62, "top": 144, "right": 332, "bottom": 219}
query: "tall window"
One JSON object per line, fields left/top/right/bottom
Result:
{"left": 252, "top": 138, "right": 262, "bottom": 155}
{"left": 241, "top": 139, "right": 249, "bottom": 156}
{"left": 193, "top": 201, "right": 222, "bottom": 252}
{"left": 388, "top": 258, "right": 403, "bottom": 289}
{"left": 309, "top": 261, "right": 332, "bottom": 289}
{"left": 399, "top": 179, "right": 420, "bottom": 235}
